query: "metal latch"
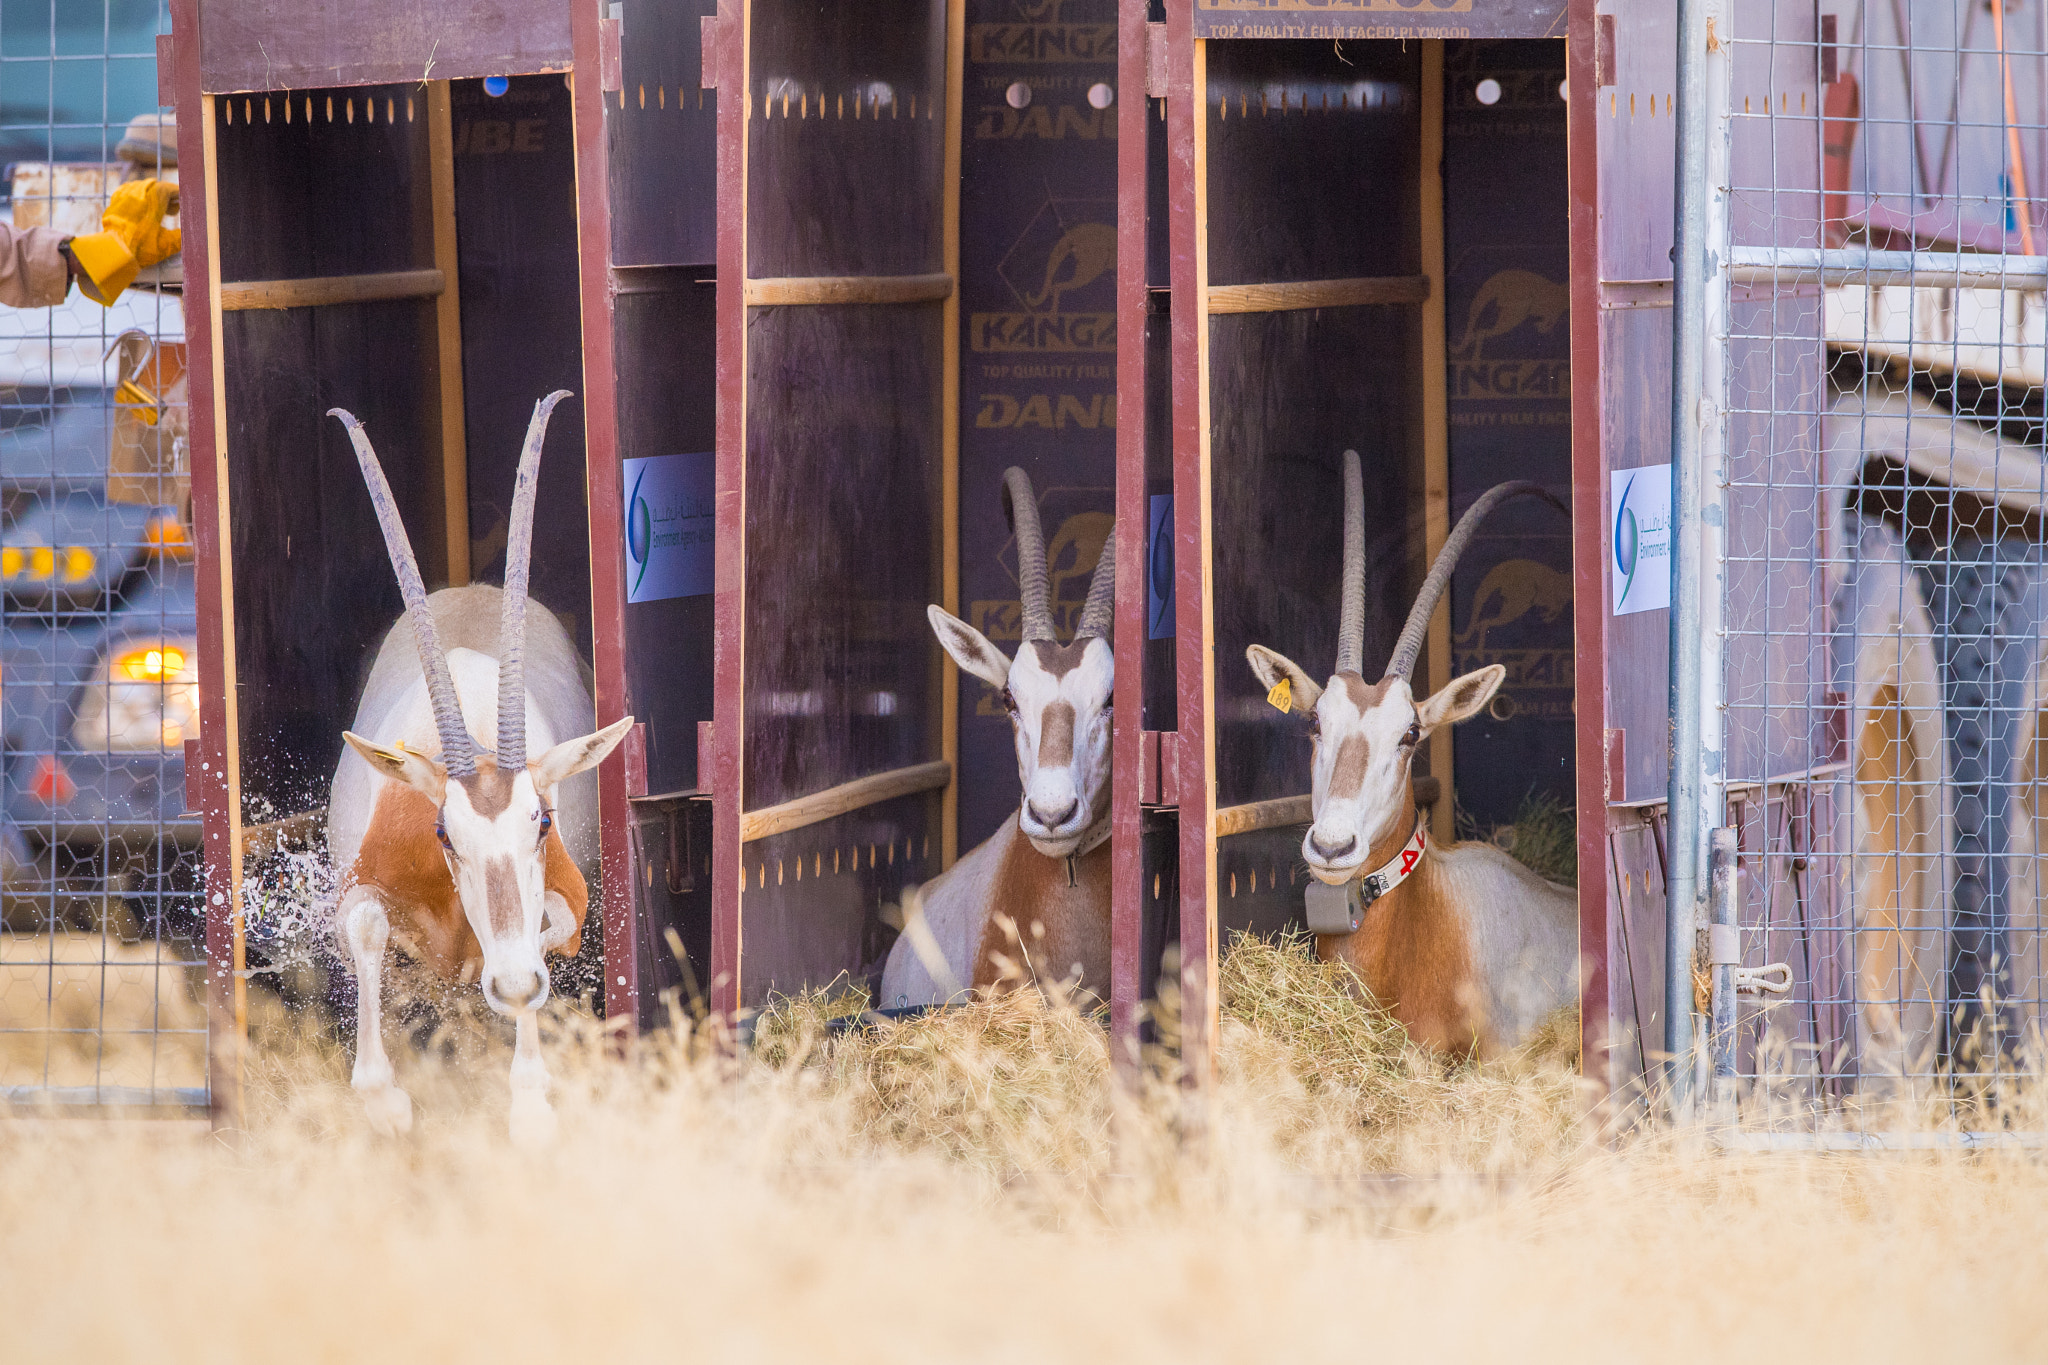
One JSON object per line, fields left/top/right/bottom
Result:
{"left": 1705, "top": 921, "right": 1793, "bottom": 996}
{"left": 1303, "top": 878, "right": 1364, "bottom": 935}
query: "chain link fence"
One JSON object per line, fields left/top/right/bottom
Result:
{"left": 1, "top": 0, "right": 204, "bottom": 1108}
{"left": 1712, "top": 0, "right": 2048, "bottom": 1115}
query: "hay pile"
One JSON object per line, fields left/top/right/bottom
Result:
{"left": 744, "top": 930, "right": 1586, "bottom": 1190}
{"left": 3, "top": 925, "right": 2048, "bottom": 1361}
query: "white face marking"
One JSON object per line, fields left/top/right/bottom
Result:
{"left": 436, "top": 768, "right": 556, "bottom": 1016}
{"left": 1004, "top": 638, "right": 1115, "bottom": 857}
{"left": 1302, "top": 676, "right": 1422, "bottom": 885}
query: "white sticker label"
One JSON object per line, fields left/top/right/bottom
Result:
{"left": 1610, "top": 464, "right": 1671, "bottom": 616}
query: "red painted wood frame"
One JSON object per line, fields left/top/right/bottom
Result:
{"left": 166, "top": 0, "right": 237, "bottom": 1131}
{"left": 708, "top": 0, "right": 745, "bottom": 1017}
{"left": 1163, "top": 0, "right": 1213, "bottom": 1090}
{"left": 1564, "top": 0, "right": 1612, "bottom": 1100}
{"left": 169, "top": 5, "right": 634, "bottom": 1128}
{"left": 1158, "top": 5, "right": 1610, "bottom": 1093}
{"left": 568, "top": 1, "right": 638, "bottom": 1029}
{"left": 1110, "top": 0, "right": 1151, "bottom": 1081}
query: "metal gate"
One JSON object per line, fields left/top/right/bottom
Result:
{"left": 1, "top": 0, "right": 206, "bottom": 1111}
{"left": 1681, "top": 0, "right": 2048, "bottom": 1118}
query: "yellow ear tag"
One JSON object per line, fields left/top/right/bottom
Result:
{"left": 1266, "top": 677, "right": 1292, "bottom": 713}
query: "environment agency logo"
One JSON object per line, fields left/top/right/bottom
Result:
{"left": 619, "top": 452, "right": 715, "bottom": 605}
{"left": 1609, "top": 463, "right": 1671, "bottom": 616}
{"left": 627, "top": 464, "right": 653, "bottom": 596}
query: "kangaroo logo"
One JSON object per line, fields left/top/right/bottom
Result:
{"left": 1454, "top": 558, "right": 1572, "bottom": 652}
{"left": 1025, "top": 221, "right": 1116, "bottom": 314}
{"left": 1451, "top": 269, "right": 1569, "bottom": 360}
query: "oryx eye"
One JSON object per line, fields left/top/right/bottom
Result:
{"left": 1401, "top": 722, "right": 1421, "bottom": 748}
{"left": 434, "top": 822, "right": 452, "bottom": 851}
{"left": 1307, "top": 714, "right": 1321, "bottom": 741}
{"left": 1002, "top": 687, "right": 1018, "bottom": 714}
{"left": 537, "top": 809, "right": 553, "bottom": 844}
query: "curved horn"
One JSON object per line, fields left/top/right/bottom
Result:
{"left": 1075, "top": 528, "right": 1117, "bottom": 639}
{"left": 1384, "top": 479, "right": 1569, "bottom": 682}
{"left": 329, "top": 408, "right": 477, "bottom": 777}
{"left": 1334, "top": 450, "right": 1366, "bottom": 675}
{"left": 1002, "top": 466, "right": 1054, "bottom": 641}
{"left": 497, "top": 390, "right": 572, "bottom": 773}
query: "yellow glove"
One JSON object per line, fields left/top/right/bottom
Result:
{"left": 69, "top": 178, "right": 181, "bottom": 306}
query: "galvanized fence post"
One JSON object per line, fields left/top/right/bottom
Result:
{"left": 1667, "top": 0, "right": 1732, "bottom": 1116}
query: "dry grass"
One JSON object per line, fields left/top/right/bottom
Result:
{"left": 0, "top": 931, "right": 2045, "bottom": 1361}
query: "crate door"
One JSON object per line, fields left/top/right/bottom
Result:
{"left": 1168, "top": 33, "right": 1433, "bottom": 1068}
{"left": 712, "top": 0, "right": 954, "bottom": 1009}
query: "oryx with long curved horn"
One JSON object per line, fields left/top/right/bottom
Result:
{"left": 881, "top": 467, "right": 1118, "bottom": 1007}
{"left": 324, "top": 392, "right": 633, "bottom": 1143}
{"left": 1245, "top": 451, "right": 1577, "bottom": 1057}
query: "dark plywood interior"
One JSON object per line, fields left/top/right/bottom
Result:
{"left": 1203, "top": 40, "right": 1424, "bottom": 936}
{"left": 452, "top": 75, "right": 593, "bottom": 661}
{"left": 746, "top": 0, "right": 946, "bottom": 279}
{"left": 216, "top": 86, "right": 444, "bottom": 812}
{"left": 612, "top": 0, "right": 720, "bottom": 269}
{"left": 954, "top": 0, "right": 1118, "bottom": 853}
{"left": 736, "top": 0, "right": 947, "bottom": 1006}
{"left": 1442, "top": 40, "right": 1573, "bottom": 829}
{"left": 219, "top": 78, "right": 600, "bottom": 830}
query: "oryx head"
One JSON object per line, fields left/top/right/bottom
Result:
{"left": 331, "top": 393, "right": 631, "bottom": 1016}
{"left": 928, "top": 468, "right": 1115, "bottom": 858}
{"left": 1247, "top": 450, "right": 1563, "bottom": 886}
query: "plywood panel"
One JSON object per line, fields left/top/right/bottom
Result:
{"left": 197, "top": 0, "right": 571, "bottom": 94}
{"left": 451, "top": 75, "right": 593, "bottom": 659}
{"left": 746, "top": 0, "right": 946, "bottom": 278}
{"left": 212, "top": 91, "right": 445, "bottom": 812}
{"left": 1598, "top": 303, "right": 1672, "bottom": 805}
{"left": 612, "top": 0, "right": 720, "bottom": 268}
{"left": 954, "top": 0, "right": 1118, "bottom": 852}
{"left": 1443, "top": 40, "right": 1573, "bottom": 829}
{"left": 1203, "top": 40, "right": 1423, "bottom": 821}
{"left": 743, "top": 304, "right": 943, "bottom": 810}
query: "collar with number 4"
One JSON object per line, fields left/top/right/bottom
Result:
{"left": 1356, "top": 816, "right": 1428, "bottom": 906}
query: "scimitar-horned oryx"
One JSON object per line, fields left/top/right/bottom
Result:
{"left": 1246, "top": 450, "right": 1577, "bottom": 1057}
{"left": 326, "top": 391, "right": 632, "bottom": 1143}
{"left": 882, "top": 466, "right": 1116, "bottom": 1008}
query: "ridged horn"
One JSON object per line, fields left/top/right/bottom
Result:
{"left": 1334, "top": 450, "right": 1365, "bottom": 675}
{"left": 1384, "top": 479, "right": 1569, "bottom": 682}
{"left": 1002, "top": 466, "right": 1054, "bottom": 641}
{"left": 496, "top": 390, "right": 572, "bottom": 773}
{"left": 329, "top": 407, "right": 477, "bottom": 778}
{"left": 1075, "top": 528, "right": 1117, "bottom": 639}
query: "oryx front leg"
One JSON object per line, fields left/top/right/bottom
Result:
{"left": 341, "top": 886, "right": 413, "bottom": 1136}
{"left": 507, "top": 1010, "right": 557, "bottom": 1149}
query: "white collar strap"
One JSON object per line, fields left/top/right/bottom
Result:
{"left": 1355, "top": 815, "right": 1428, "bottom": 906}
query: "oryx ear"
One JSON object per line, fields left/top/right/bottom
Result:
{"left": 344, "top": 731, "right": 447, "bottom": 803}
{"left": 1245, "top": 645, "right": 1323, "bottom": 714}
{"left": 1416, "top": 665, "right": 1506, "bottom": 732}
{"left": 927, "top": 605, "right": 1012, "bottom": 690}
{"left": 530, "top": 715, "right": 635, "bottom": 791}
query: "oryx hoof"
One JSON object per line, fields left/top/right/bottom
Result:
{"left": 508, "top": 1088, "right": 558, "bottom": 1150}
{"left": 360, "top": 1084, "right": 414, "bottom": 1137}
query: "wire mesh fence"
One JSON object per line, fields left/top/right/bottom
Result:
{"left": 1, "top": 0, "right": 205, "bottom": 1108}
{"left": 1713, "top": 0, "right": 2048, "bottom": 1113}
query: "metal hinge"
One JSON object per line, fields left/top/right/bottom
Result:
{"left": 1146, "top": 22, "right": 1167, "bottom": 99}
